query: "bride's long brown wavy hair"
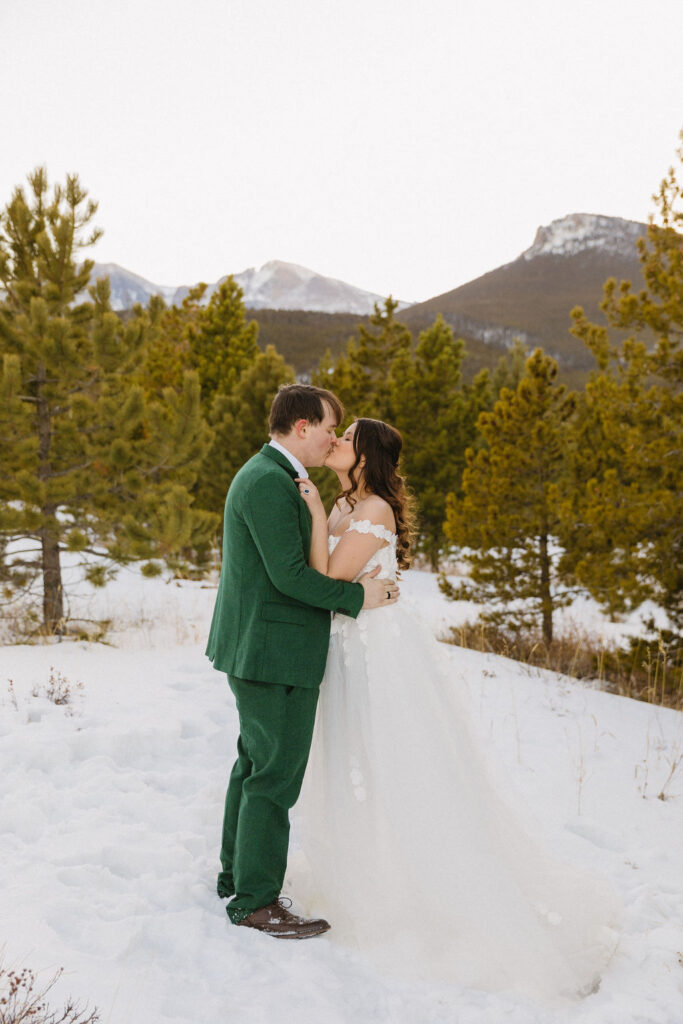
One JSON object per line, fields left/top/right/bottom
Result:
{"left": 337, "top": 418, "right": 417, "bottom": 571}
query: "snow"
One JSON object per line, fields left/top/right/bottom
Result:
{"left": 82, "top": 263, "right": 179, "bottom": 308}
{"left": 248, "top": 260, "right": 319, "bottom": 287}
{"left": 1, "top": 568, "right": 682, "bottom": 1023}
{"left": 232, "top": 260, "right": 408, "bottom": 314}
{"left": 77, "top": 259, "right": 411, "bottom": 315}
{"left": 523, "top": 214, "right": 646, "bottom": 261}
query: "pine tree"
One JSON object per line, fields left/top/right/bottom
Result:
{"left": 138, "top": 287, "right": 204, "bottom": 399}
{"left": 0, "top": 169, "right": 215, "bottom": 633}
{"left": 196, "top": 345, "right": 295, "bottom": 519}
{"left": 174, "top": 272, "right": 295, "bottom": 519}
{"left": 312, "top": 346, "right": 356, "bottom": 423}
{"left": 443, "top": 349, "right": 577, "bottom": 645}
{"left": 491, "top": 337, "right": 529, "bottom": 397}
{"left": 566, "top": 131, "right": 683, "bottom": 627}
{"left": 350, "top": 297, "right": 411, "bottom": 419}
{"left": 313, "top": 297, "right": 411, "bottom": 422}
{"left": 389, "top": 315, "right": 491, "bottom": 568}
{"left": 188, "top": 276, "right": 259, "bottom": 403}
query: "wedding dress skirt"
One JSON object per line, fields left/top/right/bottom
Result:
{"left": 290, "top": 520, "right": 621, "bottom": 1005}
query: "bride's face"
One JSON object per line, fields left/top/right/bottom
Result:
{"left": 324, "top": 423, "right": 360, "bottom": 475}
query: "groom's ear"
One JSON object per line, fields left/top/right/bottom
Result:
{"left": 293, "top": 418, "right": 309, "bottom": 439}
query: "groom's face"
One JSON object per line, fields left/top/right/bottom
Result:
{"left": 300, "top": 403, "right": 340, "bottom": 468}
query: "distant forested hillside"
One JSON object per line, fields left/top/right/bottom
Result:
{"left": 249, "top": 307, "right": 512, "bottom": 382}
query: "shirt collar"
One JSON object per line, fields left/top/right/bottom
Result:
{"left": 268, "top": 438, "right": 308, "bottom": 480}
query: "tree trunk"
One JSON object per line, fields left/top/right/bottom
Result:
{"left": 36, "top": 364, "right": 64, "bottom": 633}
{"left": 41, "top": 512, "right": 64, "bottom": 633}
{"left": 539, "top": 530, "right": 553, "bottom": 646}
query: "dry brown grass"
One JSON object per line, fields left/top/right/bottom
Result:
{"left": 443, "top": 619, "right": 683, "bottom": 710}
{"left": 0, "top": 603, "right": 112, "bottom": 645}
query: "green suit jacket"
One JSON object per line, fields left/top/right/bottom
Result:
{"left": 205, "top": 444, "right": 364, "bottom": 688}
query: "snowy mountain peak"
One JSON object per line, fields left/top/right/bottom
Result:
{"left": 231, "top": 259, "right": 402, "bottom": 314}
{"left": 259, "top": 259, "right": 318, "bottom": 281}
{"left": 523, "top": 213, "right": 647, "bottom": 261}
{"left": 89, "top": 263, "right": 178, "bottom": 307}
{"left": 233, "top": 260, "right": 320, "bottom": 298}
{"left": 82, "top": 260, "right": 404, "bottom": 315}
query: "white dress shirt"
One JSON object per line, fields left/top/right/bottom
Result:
{"left": 268, "top": 438, "right": 308, "bottom": 480}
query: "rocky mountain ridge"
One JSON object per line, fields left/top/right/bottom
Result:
{"left": 85, "top": 259, "right": 404, "bottom": 315}
{"left": 74, "top": 213, "right": 654, "bottom": 375}
{"left": 84, "top": 213, "right": 649, "bottom": 323}
{"left": 399, "top": 213, "right": 651, "bottom": 369}
{"left": 522, "top": 213, "right": 647, "bottom": 261}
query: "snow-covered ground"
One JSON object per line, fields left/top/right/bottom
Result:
{"left": 1, "top": 569, "right": 682, "bottom": 1024}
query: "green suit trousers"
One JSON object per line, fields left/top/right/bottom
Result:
{"left": 217, "top": 675, "right": 320, "bottom": 923}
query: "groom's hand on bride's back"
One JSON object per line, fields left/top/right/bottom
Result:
{"left": 359, "top": 565, "right": 400, "bottom": 609}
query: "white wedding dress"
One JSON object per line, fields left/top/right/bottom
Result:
{"left": 290, "top": 519, "right": 621, "bottom": 1005}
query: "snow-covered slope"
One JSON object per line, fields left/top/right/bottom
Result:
{"left": 87, "top": 262, "right": 179, "bottom": 308}
{"left": 232, "top": 259, "right": 405, "bottom": 314}
{"left": 0, "top": 569, "right": 681, "bottom": 1024}
{"left": 523, "top": 214, "right": 647, "bottom": 261}
{"left": 85, "top": 260, "right": 405, "bottom": 314}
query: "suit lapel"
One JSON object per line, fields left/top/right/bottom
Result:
{"left": 259, "top": 443, "right": 300, "bottom": 480}
{"left": 258, "top": 445, "right": 315, "bottom": 555}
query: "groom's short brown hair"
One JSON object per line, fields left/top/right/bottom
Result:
{"left": 269, "top": 384, "right": 344, "bottom": 435}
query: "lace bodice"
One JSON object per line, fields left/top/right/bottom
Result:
{"left": 328, "top": 517, "right": 398, "bottom": 583}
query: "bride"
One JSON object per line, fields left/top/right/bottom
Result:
{"left": 291, "top": 417, "right": 621, "bottom": 1005}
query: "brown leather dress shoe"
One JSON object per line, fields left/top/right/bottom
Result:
{"left": 235, "top": 898, "right": 331, "bottom": 939}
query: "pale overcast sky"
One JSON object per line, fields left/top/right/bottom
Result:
{"left": 1, "top": 0, "right": 682, "bottom": 302}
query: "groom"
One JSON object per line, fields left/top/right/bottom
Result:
{"left": 206, "top": 383, "right": 398, "bottom": 939}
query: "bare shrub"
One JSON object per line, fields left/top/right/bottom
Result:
{"left": 0, "top": 603, "right": 41, "bottom": 645}
{"left": 6, "top": 680, "right": 18, "bottom": 711}
{"left": 657, "top": 741, "right": 683, "bottom": 801}
{"left": 0, "top": 961, "right": 99, "bottom": 1024}
{"left": 31, "top": 668, "right": 82, "bottom": 707}
{"left": 61, "top": 619, "right": 111, "bottom": 643}
{"left": 0, "top": 593, "right": 111, "bottom": 646}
